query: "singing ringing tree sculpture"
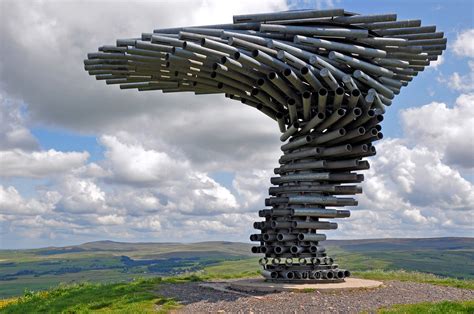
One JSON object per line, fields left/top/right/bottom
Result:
{"left": 84, "top": 8, "right": 446, "bottom": 282}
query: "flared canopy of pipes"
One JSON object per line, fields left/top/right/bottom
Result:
{"left": 85, "top": 8, "right": 446, "bottom": 129}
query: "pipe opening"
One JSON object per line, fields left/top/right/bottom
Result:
{"left": 251, "top": 50, "right": 259, "bottom": 57}
{"left": 283, "top": 68, "right": 292, "bottom": 76}
{"left": 336, "top": 87, "right": 344, "bottom": 95}
{"left": 300, "top": 66, "right": 309, "bottom": 75}
{"left": 352, "top": 89, "right": 361, "bottom": 97}
{"left": 317, "top": 112, "right": 325, "bottom": 119}
{"left": 319, "top": 88, "right": 328, "bottom": 96}
{"left": 297, "top": 233, "right": 305, "bottom": 241}
{"left": 268, "top": 72, "right": 277, "bottom": 80}
{"left": 337, "top": 108, "right": 345, "bottom": 115}
{"left": 287, "top": 98, "right": 296, "bottom": 106}
{"left": 303, "top": 91, "right": 311, "bottom": 98}
{"left": 257, "top": 78, "right": 265, "bottom": 86}
{"left": 337, "top": 270, "right": 345, "bottom": 278}
{"left": 344, "top": 270, "right": 351, "bottom": 277}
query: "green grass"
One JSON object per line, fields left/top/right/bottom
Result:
{"left": 0, "top": 278, "right": 180, "bottom": 314}
{"left": 354, "top": 269, "right": 474, "bottom": 290}
{"left": 196, "top": 258, "right": 260, "bottom": 279}
{"left": 378, "top": 300, "right": 474, "bottom": 313}
{"left": 0, "top": 269, "right": 159, "bottom": 299}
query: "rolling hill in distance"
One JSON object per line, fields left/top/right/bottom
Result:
{"left": 1, "top": 237, "right": 472, "bottom": 298}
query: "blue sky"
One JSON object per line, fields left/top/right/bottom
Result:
{"left": 0, "top": 0, "right": 473, "bottom": 248}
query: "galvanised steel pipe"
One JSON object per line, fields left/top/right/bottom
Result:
{"left": 233, "top": 9, "right": 345, "bottom": 24}
{"left": 85, "top": 7, "right": 446, "bottom": 284}
{"left": 260, "top": 24, "right": 369, "bottom": 39}
{"left": 300, "top": 67, "right": 324, "bottom": 91}
{"left": 329, "top": 51, "right": 395, "bottom": 78}
{"left": 269, "top": 186, "right": 361, "bottom": 195}
{"left": 295, "top": 35, "right": 387, "bottom": 58}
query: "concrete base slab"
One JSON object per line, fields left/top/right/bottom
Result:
{"left": 228, "top": 278, "right": 383, "bottom": 293}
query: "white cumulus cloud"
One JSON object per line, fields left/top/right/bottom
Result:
{"left": 400, "top": 93, "right": 474, "bottom": 169}
{"left": 452, "top": 29, "right": 474, "bottom": 58}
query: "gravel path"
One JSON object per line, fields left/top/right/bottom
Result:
{"left": 156, "top": 280, "right": 474, "bottom": 313}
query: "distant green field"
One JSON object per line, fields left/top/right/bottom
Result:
{"left": 0, "top": 238, "right": 472, "bottom": 298}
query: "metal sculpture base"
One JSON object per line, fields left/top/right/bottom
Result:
{"left": 227, "top": 278, "right": 383, "bottom": 293}
{"left": 266, "top": 278, "right": 345, "bottom": 284}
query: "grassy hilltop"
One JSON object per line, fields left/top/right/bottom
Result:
{"left": 1, "top": 268, "right": 473, "bottom": 313}
{"left": 0, "top": 237, "right": 473, "bottom": 313}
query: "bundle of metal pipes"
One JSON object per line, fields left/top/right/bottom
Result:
{"left": 84, "top": 8, "right": 446, "bottom": 282}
